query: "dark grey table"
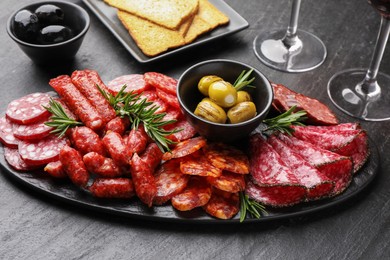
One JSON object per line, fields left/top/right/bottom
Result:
{"left": 1, "top": 0, "right": 389, "bottom": 259}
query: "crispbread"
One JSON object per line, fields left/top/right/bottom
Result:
{"left": 117, "top": 11, "right": 185, "bottom": 57}
{"left": 198, "top": 0, "right": 229, "bottom": 29}
{"left": 184, "top": 16, "right": 212, "bottom": 44}
{"left": 105, "top": 0, "right": 199, "bottom": 29}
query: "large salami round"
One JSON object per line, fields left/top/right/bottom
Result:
{"left": 12, "top": 117, "right": 52, "bottom": 141}
{"left": 107, "top": 74, "right": 149, "bottom": 95}
{"left": 18, "top": 135, "right": 68, "bottom": 166}
{"left": 4, "top": 147, "right": 39, "bottom": 171}
{"left": 6, "top": 92, "right": 52, "bottom": 125}
{"left": 0, "top": 116, "right": 19, "bottom": 148}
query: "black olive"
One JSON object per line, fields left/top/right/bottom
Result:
{"left": 37, "top": 25, "right": 74, "bottom": 44}
{"left": 35, "top": 4, "right": 64, "bottom": 26}
{"left": 13, "top": 9, "right": 40, "bottom": 43}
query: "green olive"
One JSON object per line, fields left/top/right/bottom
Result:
{"left": 208, "top": 81, "right": 237, "bottom": 108}
{"left": 236, "top": 91, "right": 252, "bottom": 103}
{"left": 194, "top": 98, "right": 227, "bottom": 124}
{"left": 198, "top": 75, "right": 223, "bottom": 96}
{"left": 227, "top": 101, "right": 257, "bottom": 124}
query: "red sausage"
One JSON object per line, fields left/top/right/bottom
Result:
{"left": 69, "top": 126, "right": 106, "bottom": 156}
{"left": 44, "top": 161, "right": 67, "bottom": 178}
{"left": 126, "top": 125, "right": 149, "bottom": 154}
{"left": 89, "top": 178, "right": 134, "bottom": 199}
{"left": 59, "top": 145, "right": 90, "bottom": 187}
{"left": 102, "top": 131, "right": 132, "bottom": 168}
{"left": 71, "top": 70, "right": 116, "bottom": 125}
{"left": 83, "top": 152, "right": 124, "bottom": 178}
{"left": 105, "top": 117, "right": 130, "bottom": 136}
{"left": 49, "top": 75, "right": 104, "bottom": 132}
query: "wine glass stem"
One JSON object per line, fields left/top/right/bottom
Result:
{"left": 283, "top": 0, "right": 302, "bottom": 47}
{"left": 358, "top": 16, "right": 390, "bottom": 96}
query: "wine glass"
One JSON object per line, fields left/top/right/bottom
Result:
{"left": 327, "top": 0, "right": 390, "bottom": 121}
{"left": 253, "top": 0, "right": 327, "bottom": 72}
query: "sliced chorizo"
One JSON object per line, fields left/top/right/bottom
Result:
{"left": 162, "top": 136, "right": 206, "bottom": 161}
{"left": 206, "top": 171, "right": 246, "bottom": 193}
{"left": 180, "top": 154, "right": 222, "bottom": 178}
{"left": 203, "top": 189, "right": 240, "bottom": 220}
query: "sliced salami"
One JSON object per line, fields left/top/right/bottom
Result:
{"left": 138, "top": 90, "right": 168, "bottom": 114}
{"left": 153, "top": 159, "right": 190, "bottom": 205}
{"left": 171, "top": 176, "right": 212, "bottom": 211}
{"left": 162, "top": 136, "right": 206, "bottom": 161}
{"left": 203, "top": 142, "right": 250, "bottom": 174}
{"left": 0, "top": 116, "right": 19, "bottom": 148}
{"left": 278, "top": 134, "right": 353, "bottom": 195}
{"left": 18, "top": 135, "right": 68, "bottom": 166}
{"left": 155, "top": 88, "right": 180, "bottom": 109}
{"left": 107, "top": 74, "right": 149, "bottom": 95}
{"left": 4, "top": 147, "right": 39, "bottom": 171}
{"left": 6, "top": 92, "right": 52, "bottom": 125}
{"left": 144, "top": 72, "right": 177, "bottom": 95}
{"left": 268, "top": 135, "right": 334, "bottom": 200}
{"left": 164, "top": 119, "right": 198, "bottom": 142}
{"left": 203, "top": 189, "right": 240, "bottom": 219}
{"left": 12, "top": 116, "right": 52, "bottom": 141}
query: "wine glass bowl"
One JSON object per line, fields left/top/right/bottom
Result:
{"left": 327, "top": 0, "right": 390, "bottom": 121}
{"left": 253, "top": 0, "right": 327, "bottom": 73}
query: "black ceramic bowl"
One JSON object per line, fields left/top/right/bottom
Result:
{"left": 6, "top": 0, "right": 90, "bottom": 65}
{"left": 177, "top": 59, "right": 273, "bottom": 142}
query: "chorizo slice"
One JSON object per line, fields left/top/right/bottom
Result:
{"left": 162, "top": 136, "right": 206, "bottom": 161}
{"left": 171, "top": 176, "right": 212, "bottom": 211}
{"left": 203, "top": 189, "right": 240, "bottom": 220}
{"left": 69, "top": 126, "right": 106, "bottom": 156}
{"left": 83, "top": 152, "right": 124, "bottom": 178}
{"left": 89, "top": 178, "right": 134, "bottom": 199}
{"left": 180, "top": 154, "right": 222, "bottom": 178}
{"left": 206, "top": 171, "right": 246, "bottom": 193}
{"left": 6, "top": 92, "right": 52, "bottom": 125}
{"left": 203, "top": 142, "right": 250, "bottom": 174}
{"left": 153, "top": 159, "right": 189, "bottom": 205}
{"left": 59, "top": 145, "right": 90, "bottom": 187}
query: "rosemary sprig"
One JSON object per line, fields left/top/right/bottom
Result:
{"left": 263, "top": 106, "right": 307, "bottom": 136}
{"left": 43, "top": 99, "right": 83, "bottom": 138}
{"left": 239, "top": 191, "right": 267, "bottom": 222}
{"left": 233, "top": 69, "right": 255, "bottom": 91}
{"left": 97, "top": 85, "right": 180, "bottom": 152}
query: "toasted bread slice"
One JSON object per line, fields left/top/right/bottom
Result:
{"left": 118, "top": 10, "right": 185, "bottom": 57}
{"left": 105, "top": 0, "right": 199, "bottom": 29}
{"left": 184, "top": 16, "right": 212, "bottom": 43}
{"left": 198, "top": 0, "right": 229, "bottom": 29}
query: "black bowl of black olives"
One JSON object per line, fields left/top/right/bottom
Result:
{"left": 177, "top": 59, "right": 274, "bottom": 143}
{"left": 6, "top": 0, "right": 90, "bottom": 64}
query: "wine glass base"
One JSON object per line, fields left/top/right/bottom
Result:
{"left": 327, "top": 69, "right": 390, "bottom": 121}
{"left": 253, "top": 29, "right": 327, "bottom": 73}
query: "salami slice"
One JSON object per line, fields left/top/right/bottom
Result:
{"left": 83, "top": 152, "right": 124, "bottom": 178}
{"left": 272, "top": 83, "right": 339, "bottom": 125}
{"left": 164, "top": 119, "right": 197, "bottom": 142}
{"left": 12, "top": 116, "right": 52, "bottom": 141}
{"left": 203, "top": 142, "right": 250, "bottom": 174}
{"left": 171, "top": 176, "right": 212, "bottom": 211}
{"left": 4, "top": 147, "right": 39, "bottom": 171}
{"left": 107, "top": 74, "right": 149, "bottom": 95}
{"left": 203, "top": 189, "right": 240, "bottom": 219}
{"left": 18, "top": 135, "right": 68, "bottom": 166}
{"left": 60, "top": 145, "right": 90, "bottom": 187}
{"left": 268, "top": 135, "right": 334, "bottom": 200}
{"left": 0, "top": 116, "right": 19, "bottom": 148}
{"left": 44, "top": 161, "right": 67, "bottom": 178}
{"left": 156, "top": 88, "right": 180, "bottom": 109}
{"left": 180, "top": 154, "right": 222, "bottom": 178}
{"left": 89, "top": 178, "right": 134, "bottom": 199}
{"left": 153, "top": 159, "right": 190, "bottom": 205}
{"left": 162, "top": 108, "right": 182, "bottom": 122}
{"left": 278, "top": 134, "right": 353, "bottom": 195}
{"left": 138, "top": 90, "right": 168, "bottom": 114}
{"left": 162, "top": 136, "right": 206, "bottom": 161}
{"left": 6, "top": 92, "right": 52, "bottom": 125}
{"left": 144, "top": 72, "right": 177, "bottom": 95}
{"left": 206, "top": 171, "right": 246, "bottom": 193}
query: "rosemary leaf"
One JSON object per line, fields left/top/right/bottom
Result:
{"left": 263, "top": 106, "right": 307, "bottom": 135}
{"left": 239, "top": 192, "right": 267, "bottom": 222}
{"left": 233, "top": 69, "right": 256, "bottom": 91}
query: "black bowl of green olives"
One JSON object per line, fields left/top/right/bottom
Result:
{"left": 177, "top": 59, "right": 273, "bottom": 143}
{"left": 6, "top": 0, "right": 90, "bottom": 65}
